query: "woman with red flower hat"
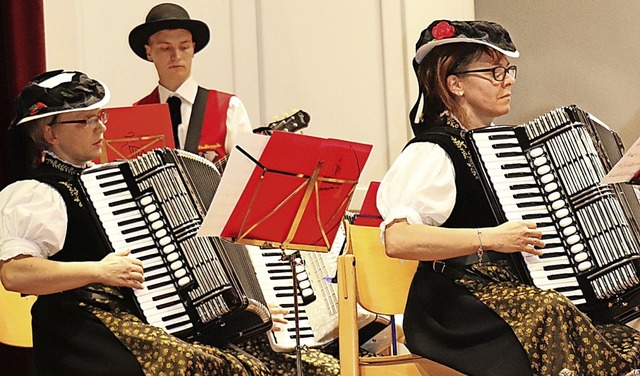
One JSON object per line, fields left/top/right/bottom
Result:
{"left": 377, "top": 19, "right": 640, "bottom": 376}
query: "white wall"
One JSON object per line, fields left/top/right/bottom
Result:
{"left": 43, "top": 0, "right": 474, "bottom": 208}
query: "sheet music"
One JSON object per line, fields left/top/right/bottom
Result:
{"left": 602, "top": 135, "right": 640, "bottom": 184}
{"left": 198, "top": 132, "right": 270, "bottom": 237}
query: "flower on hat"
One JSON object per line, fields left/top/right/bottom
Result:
{"left": 432, "top": 21, "right": 455, "bottom": 40}
{"left": 28, "top": 102, "right": 47, "bottom": 115}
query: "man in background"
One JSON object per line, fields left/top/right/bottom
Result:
{"left": 129, "top": 2, "right": 251, "bottom": 166}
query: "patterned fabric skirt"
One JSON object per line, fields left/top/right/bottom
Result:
{"left": 81, "top": 285, "right": 271, "bottom": 376}
{"left": 235, "top": 335, "right": 340, "bottom": 375}
{"left": 457, "top": 263, "right": 640, "bottom": 376}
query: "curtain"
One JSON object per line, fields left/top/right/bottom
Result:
{"left": 0, "top": 0, "right": 46, "bottom": 190}
{"left": 0, "top": 3, "right": 44, "bottom": 374}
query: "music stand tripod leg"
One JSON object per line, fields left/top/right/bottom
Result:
{"left": 285, "top": 251, "right": 304, "bottom": 376}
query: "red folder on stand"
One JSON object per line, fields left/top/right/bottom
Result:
{"left": 95, "top": 103, "right": 174, "bottom": 163}
{"left": 353, "top": 181, "right": 383, "bottom": 227}
{"left": 198, "top": 131, "right": 373, "bottom": 252}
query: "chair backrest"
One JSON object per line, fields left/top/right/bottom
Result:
{"left": 346, "top": 223, "right": 418, "bottom": 316}
{"left": 0, "top": 284, "right": 35, "bottom": 347}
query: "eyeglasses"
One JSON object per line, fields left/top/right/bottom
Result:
{"left": 55, "top": 110, "right": 109, "bottom": 127}
{"left": 453, "top": 65, "right": 517, "bottom": 81}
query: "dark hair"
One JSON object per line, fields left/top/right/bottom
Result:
{"left": 416, "top": 43, "right": 501, "bottom": 126}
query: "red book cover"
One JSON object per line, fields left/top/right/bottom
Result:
{"left": 353, "top": 181, "right": 383, "bottom": 227}
{"left": 95, "top": 103, "right": 174, "bottom": 163}
{"left": 200, "top": 131, "right": 372, "bottom": 252}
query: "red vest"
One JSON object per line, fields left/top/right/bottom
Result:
{"left": 135, "top": 87, "right": 232, "bottom": 161}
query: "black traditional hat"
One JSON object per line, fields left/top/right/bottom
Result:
{"left": 10, "top": 69, "right": 110, "bottom": 129}
{"left": 414, "top": 20, "right": 519, "bottom": 63}
{"left": 128, "top": 3, "right": 210, "bottom": 60}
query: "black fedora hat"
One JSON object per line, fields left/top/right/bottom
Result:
{"left": 128, "top": 3, "right": 210, "bottom": 60}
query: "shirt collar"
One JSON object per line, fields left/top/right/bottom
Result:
{"left": 157, "top": 76, "right": 199, "bottom": 105}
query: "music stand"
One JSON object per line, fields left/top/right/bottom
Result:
{"left": 199, "top": 131, "right": 372, "bottom": 374}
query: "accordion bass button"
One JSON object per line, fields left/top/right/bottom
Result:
{"left": 144, "top": 204, "right": 157, "bottom": 214}
{"left": 559, "top": 217, "right": 573, "bottom": 227}
{"left": 555, "top": 208, "right": 569, "bottom": 218}
{"left": 577, "top": 261, "right": 592, "bottom": 271}
{"left": 544, "top": 182, "right": 558, "bottom": 193}
{"left": 139, "top": 195, "right": 153, "bottom": 206}
{"left": 155, "top": 229, "right": 168, "bottom": 238}
{"left": 170, "top": 260, "right": 183, "bottom": 270}
{"left": 540, "top": 174, "right": 554, "bottom": 184}
{"left": 566, "top": 234, "right": 580, "bottom": 245}
{"left": 148, "top": 212, "right": 161, "bottom": 222}
{"left": 529, "top": 147, "right": 544, "bottom": 158}
{"left": 533, "top": 156, "right": 547, "bottom": 166}
{"left": 151, "top": 220, "right": 164, "bottom": 230}
{"left": 548, "top": 192, "right": 562, "bottom": 201}
{"left": 163, "top": 244, "right": 177, "bottom": 254}
{"left": 570, "top": 243, "right": 585, "bottom": 253}
{"left": 574, "top": 252, "right": 589, "bottom": 263}
{"left": 177, "top": 276, "right": 191, "bottom": 287}
{"left": 166, "top": 252, "right": 179, "bottom": 262}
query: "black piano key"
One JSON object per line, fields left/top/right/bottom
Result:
{"left": 147, "top": 279, "right": 174, "bottom": 290}
{"left": 122, "top": 225, "right": 150, "bottom": 235}
{"left": 543, "top": 264, "right": 573, "bottom": 271}
{"left": 510, "top": 184, "right": 539, "bottom": 190}
{"left": 99, "top": 179, "right": 125, "bottom": 188}
{"left": 492, "top": 142, "right": 521, "bottom": 149}
{"left": 504, "top": 172, "right": 535, "bottom": 179}
{"left": 157, "top": 299, "right": 183, "bottom": 310}
{"left": 542, "top": 234, "right": 558, "bottom": 240}
{"left": 513, "top": 192, "right": 542, "bottom": 199}
{"left": 163, "top": 312, "right": 188, "bottom": 322}
{"left": 516, "top": 201, "right": 546, "bottom": 208}
{"left": 103, "top": 186, "right": 130, "bottom": 196}
{"left": 502, "top": 163, "right": 530, "bottom": 170}
{"left": 548, "top": 273, "right": 576, "bottom": 280}
{"left": 165, "top": 319, "right": 193, "bottom": 331}
{"left": 153, "top": 291, "right": 177, "bottom": 302}
{"left": 113, "top": 206, "right": 140, "bottom": 216}
{"left": 496, "top": 151, "right": 524, "bottom": 158}
{"left": 539, "top": 252, "right": 567, "bottom": 259}
{"left": 522, "top": 213, "right": 549, "bottom": 220}
{"left": 109, "top": 198, "right": 134, "bottom": 208}
{"left": 488, "top": 133, "right": 516, "bottom": 140}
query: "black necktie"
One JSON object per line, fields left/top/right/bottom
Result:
{"left": 167, "top": 96, "right": 182, "bottom": 148}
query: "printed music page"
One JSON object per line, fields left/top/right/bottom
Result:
{"left": 198, "top": 132, "right": 270, "bottom": 237}
{"left": 602, "top": 135, "right": 640, "bottom": 184}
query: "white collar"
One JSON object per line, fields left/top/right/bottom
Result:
{"left": 158, "top": 76, "right": 199, "bottom": 105}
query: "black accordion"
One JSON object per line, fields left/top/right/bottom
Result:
{"left": 78, "top": 148, "right": 272, "bottom": 343}
{"left": 467, "top": 105, "right": 640, "bottom": 323}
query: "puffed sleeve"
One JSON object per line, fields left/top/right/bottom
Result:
{"left": 224, "top": 96, "right": 253, "bottom": 153}
{"left": 0, "top": 180, "right": 67, "bottom": 261}
{"left": 377, "top": 142, "right": 456, "bottom": 230}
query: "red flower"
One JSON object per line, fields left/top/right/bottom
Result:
{"left": 28, "top": 102, "right": 47, "bottom": 115}
{"left": 432, "top": 21, "right": 455, "bottom": 40}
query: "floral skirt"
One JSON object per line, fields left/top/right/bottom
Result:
{"left": 82, "top": 285, "right": 270, "bottom": 376}
{"left": 457, "top": 263, "right": 640, "bottom": 376}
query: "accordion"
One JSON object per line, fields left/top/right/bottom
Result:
{"left": 78, "top": 148, "right": 272, "bottom": 343}
{"left": 467, "top": 105, "right": 640, "bottom": 323}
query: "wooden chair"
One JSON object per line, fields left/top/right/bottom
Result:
{"left": 337, "top": 222, "right": 465, "bottom": 376}
{"left": 0, "top": 283, "right": 35, "bottom": 347}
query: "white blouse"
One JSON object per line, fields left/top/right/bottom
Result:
{"left": 377, "top": 141, "right": 457, "bottom": 233}
{"left": 0, "top": 180, "right": 67, "bottom": 261}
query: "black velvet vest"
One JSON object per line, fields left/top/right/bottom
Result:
{"left": 407, "top": 118, "right": 510, "bottom": 265}
{"left": 30, "top": 154, "right": 109, "bottom": 262}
